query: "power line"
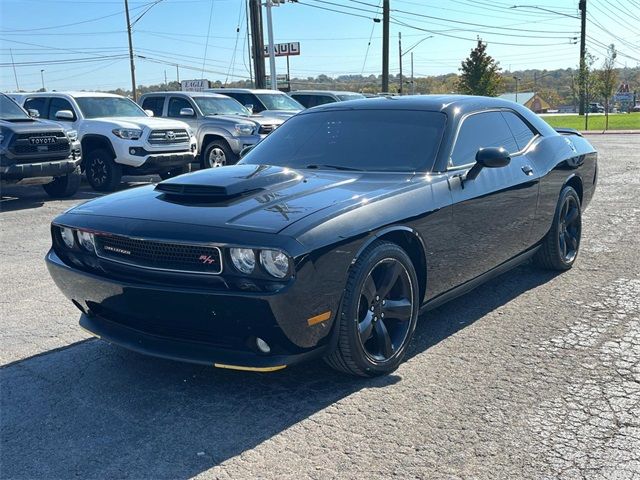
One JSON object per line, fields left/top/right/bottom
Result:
{"left": 200, "top": 0, "right": 216, "bottom": 77}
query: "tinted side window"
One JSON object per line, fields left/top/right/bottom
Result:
{"left": 167, "top": 97, "right": 192, "bottom": 117}
{"left": 291, "top": 95, "right": 314, "bottom": 108}
{"left": 24, "top": 97, "right": 47, "bottom": 117}
{"left": 501, "top": 111, "right": 536, "bottom": 151}
{"left": 451, "top": 111, "right": 518, "bottom": 167}
{"left": 142, "top": 97, "right": 165, "bottom": 117}
{"left": 315, "top": 95, "right": 336, "bottom": 106}
{"left": 48, "top": 98, "right": 76, "bottom": 120}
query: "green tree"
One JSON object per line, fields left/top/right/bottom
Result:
{"left": 597, "top": 44, "right": 618, "bottom": 130}
{"left": 579, "top": 51, "right": 601, "bottom": 130}
{"left": 457, "top": 38, "right": 502, "bottom": 96}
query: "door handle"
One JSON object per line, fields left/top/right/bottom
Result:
{"left": 521, "top": 165, "right": 534, "bottom": 176}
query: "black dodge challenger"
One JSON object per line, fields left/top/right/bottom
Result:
{"left": 47, "top": 96, "right": 597, "bottom": 376}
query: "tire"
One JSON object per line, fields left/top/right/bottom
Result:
{"left": 42, "top": 167, "right": 81, "bottom": 198}
{"left": 85, "top": 148, "right": 122, "bottom": 192}
{"left": 324, "top": 240, "right": 420, "bottom": 377}
{"left": 201, "top": 139, "right": 237, "bottom": 169}
{"left": 159, "top": 163, "right": 191, "bottom": 180}
{"left": 534, "top": 185, "right": 582, "bottom": 270}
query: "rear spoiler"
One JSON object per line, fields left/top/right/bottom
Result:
{"left": 554, "top": 127, "right": 583, "bottom": 137}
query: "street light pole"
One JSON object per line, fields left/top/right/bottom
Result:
{"left": 40, "top": 69, "right": 45, "bottom": 91}
{"left": 399, "top": 35, "right": 433, "bottom": 96}
{"left": 265, "top": 0, "right": 277, "bottom": 90}
{"left": 513, "top": 76, "right": 521, "bottom": 102}
{"left": 411, "top": 52, "right": 414, "bottom": 95}
{"left": 398, "top": 32, "right": 403, "bottom": 95}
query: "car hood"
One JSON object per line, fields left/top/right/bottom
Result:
{"left": 86, "top": 116, "right": 190, "bottom": 130}
{"left": 68, "top": 164, "right": 413, "bottom": 234}
{"left": 202, "top": 114, "right": 258, "bottom": 127}
{"left": 0, "top": 118, "right": 65, "bottom": 133}
{"left": 249, "top": 114, "right": 285, "bottom": 126}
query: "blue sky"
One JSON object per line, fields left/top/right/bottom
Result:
{"left": 1, "top": 0, "right": 638, "bottom": 92}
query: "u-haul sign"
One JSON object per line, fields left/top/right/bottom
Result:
{"left": 264, "top": 42, "right": 300, "bottom": 57}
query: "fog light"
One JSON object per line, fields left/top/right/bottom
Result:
{"left": 129, "top": 148, "right": 136, "bottom": 155}
{"left": 256, "top": 337, "right": 271, "bottom": 354}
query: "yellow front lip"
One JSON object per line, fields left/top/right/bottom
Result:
{"left": 214, "top": 363, "right": 287, "bottom": 372}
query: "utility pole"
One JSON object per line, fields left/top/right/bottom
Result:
{"left": 164, "top": 69, "right": 167, "bottom": 88}
{"left": 411, "top": 52, "right": 414, "bottom": 95}
{"left": 398, "top": 32, "right": 403, "bottom": 95}
{"left": 265, "top": 0, "right": 277, "bottom": 90}
{"left": 382, "top": 0, "right": 389, "bottom": 93}
{"left": 249, "top": 0, "right": 266, "bottom": 88}
{"left": 40, "top": 69, "right": 45, "bottom": 91}
{"left": 513, "top": 76, "right": 521, "bottom": 102}
{"left": 124, "top": 0, "right": 137, "bottom": 101}
{"left": 245, "top": 0, "right": 254, "bottom": 86}
{"left": 9, "top": 49, "right": 19, "bottom": 91}
{"left": 578, "top": 0, "right": 587, "bottom": 115}
{"left": 176, "top": 64, "right": 180, "bottom": 83}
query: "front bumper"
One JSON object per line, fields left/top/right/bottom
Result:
{"left": 112, "top": 136, "right": 198, "bottom": 169}
{"left": 227, "top": 134, "right": 262, "bottom": 154}
{"left": 0, "top": 155, "right": 81, "bottom": 181}
{"left": 46, "top": 250, "right": 335, "bottom": 369}
{"left": 123, "top": 152, "right": 197, "bottom": 175}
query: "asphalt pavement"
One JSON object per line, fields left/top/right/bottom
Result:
{"left": 1, "top": 136, "right": 638, "bottom": 479}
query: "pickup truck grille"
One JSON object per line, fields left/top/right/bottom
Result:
{"left": 9, "top": 132, "right": 70, "bottom": 158}
{"left": 14, "top": 131, "right": 66, "bottom": 140}
{"left": 148, "top": 129, "right": 190, "bottom": 145}
{"left": 258, "top": 124, "right": 278, "bottom": 135}
{"left": 12, "top": 142, "right": 70, "bottom": 155}
{"left": 95, "top": 234, "right": 223, "bottom": 275}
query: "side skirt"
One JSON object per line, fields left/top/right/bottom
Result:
{"left": 420, "top": 245, "right": 541, "bottom": 313}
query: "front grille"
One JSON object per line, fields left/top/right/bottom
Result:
{"left": 148, "top": 129, "right": 190, "bottom": 145}
{"left": 95, "top": 234, "right": 223, "bottom": 275}
{"left": 258, "top": 124, "right": 278, "bottom": 135}
{"left": 14, "top": 131, "right": 66, "bottom": 140}
{"left": 12, "top": 142, "right": 70, "bottom": 155}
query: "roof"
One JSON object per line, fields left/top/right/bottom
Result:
{"left": 207, "top": 88, "right": 287, "bottom": 94}
{"left": 141, "top": 91, "right": 228, "bottom": 99}
{"left": 17, "top": 91, "right": 124, "bottom": 98}
{"left": 497, "top": 92, "right": 536, "bottom": 105}
{"left": 291, "top": 90, "right": 364, "bottom": 96}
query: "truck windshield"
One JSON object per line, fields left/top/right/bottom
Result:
{"left": 0, "top": 95, "right": 30, "bottom": 121}
{"left": 193, "top": 96, "right": 249, "bottom": 116}
{"left": 239, "top": 109, "right": 446, "bottom": 172}
{"left": 75, "top": 97, "right": 146, "bottom": 118}
{"left": 255, "top": 93, "right": 303, "bottom": 111}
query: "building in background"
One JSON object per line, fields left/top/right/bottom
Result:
{"left": 498, "top": 92, "right": 551, "bottom": 113}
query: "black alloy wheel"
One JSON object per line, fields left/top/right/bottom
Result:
{"left": 325, "top": 240, "right": 419, "bottom": 376}
{"left": 534, "top": 185, "right": 582, "bottom": 270}
{"left": 85, "top": 148, "right": 122, "bottom": 192}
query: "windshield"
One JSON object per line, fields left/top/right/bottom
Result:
{"left": 75, "top": 96, "right": 146, "bottom": 118}
{"left": 255, "top": 93, "right": 303, "bottom": 111}
{"left": 194, "top": 96, "right": 249, "bottom": 116}
{"left": 0, "top": 95, "right": 30, "bottom": 121}
{"left": 337, "top": 93, "right": 365, "bottom": 101}
{"left": 239, "top": 109, "right": 446, "bottom": 172}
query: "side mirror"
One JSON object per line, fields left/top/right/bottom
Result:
{"left": 244, "top": 104, "right": 254, "bottom": 114}
{"left": 466, "top": 147, "right": 511, "bottom": 181}
{"left": 179, "top": 107, "right": 195, "bottom": 117}
{"left": 144, "top": 109, "right": 154, "bottom": 117}
{"left": 55, "top": 110, "right": 74, "bottom": 121}
{"left": 239, "top": 145, "right": 255, "bottom": 158}
{"left": 27, "top": 109, "right": 40, "bottom": 118}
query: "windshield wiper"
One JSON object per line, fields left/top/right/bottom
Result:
{"left": 305, "top": 164, "right": 362, "bottom": 171}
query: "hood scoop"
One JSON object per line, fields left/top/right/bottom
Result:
{"left": 155, "top": 164, "right": 302, "bottom": 202}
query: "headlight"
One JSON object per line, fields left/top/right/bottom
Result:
{"left": 234, "top": 124, "right": 254, "bottom": 136}
{"left": 112, "top": 128, "right": 142, "bottom": 140}
{"left": 66, "top": 130, "right": 78, "bottom": 142}
{"left": 230, "top": 248, "right": 255, "bottom": 274}
{"left": 60, "top": 227, "right": 75, "bottom": 248}
{"left": 260, "top": 249, "right": 290, "bottom": 278}
{"left": 77, "top": 231, "right": 95, "bottom": 252}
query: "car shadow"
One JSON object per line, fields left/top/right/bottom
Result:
{"left": 0, "top": 264, "right": 557, "bottom": 479}
{"left": 0, "top": 177, "right": 159, "bottom": 213}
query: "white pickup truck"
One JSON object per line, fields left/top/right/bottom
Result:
{"left": 18, "top": 92, "right": 197, "bottom": 191}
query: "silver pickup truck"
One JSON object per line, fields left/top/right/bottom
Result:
{"left": 139, "top": 91, "right": 283, "bottom": 168}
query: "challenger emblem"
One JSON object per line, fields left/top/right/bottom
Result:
{"left": 165, "top": 131, "right": 176, "bottom": 141}
{"left": 199, "top": 255, "right": 217, "bottom": 265}
{"left": 104, "top": 245, "right": 131, "bottom": 255}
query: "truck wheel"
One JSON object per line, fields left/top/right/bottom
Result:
{"left": 159, "top": 163, "right": 191, "bottom": 180}
{"left": 42, "top": 167, "right": 81, "bottom": 198}
{"left": 85, "top": 149, "right": 122, "bottom": 192}
{"left": 202, "top": 140, "right": 237, "bottom": 168}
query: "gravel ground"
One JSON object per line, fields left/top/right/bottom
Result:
{"left": 1, "top": 136, "right": 638, "bottom": 479}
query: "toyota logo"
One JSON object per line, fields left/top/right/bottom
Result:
{"left": 165, "top": 131, "right": 176, "bottom": 140}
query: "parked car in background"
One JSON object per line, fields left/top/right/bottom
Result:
{"left": 1, "top": 93, "right": 82, "bottom": 198}
{"left": 207, "top": 88, "right": 303, "bottom": 120}
{"left": 139, "top": 91, "right": 283, "bottom": 168}
{"left": 17, "top": 92, "right": 197, "bottom": 191}
{"left": 589, "top": 102, "right": 605, "bottom": 113}
{"left": 289, "top": 90, "right": 365, "bottom": 108}
{"left": 46, "top": 95, "right": 597, "bottom": 376}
